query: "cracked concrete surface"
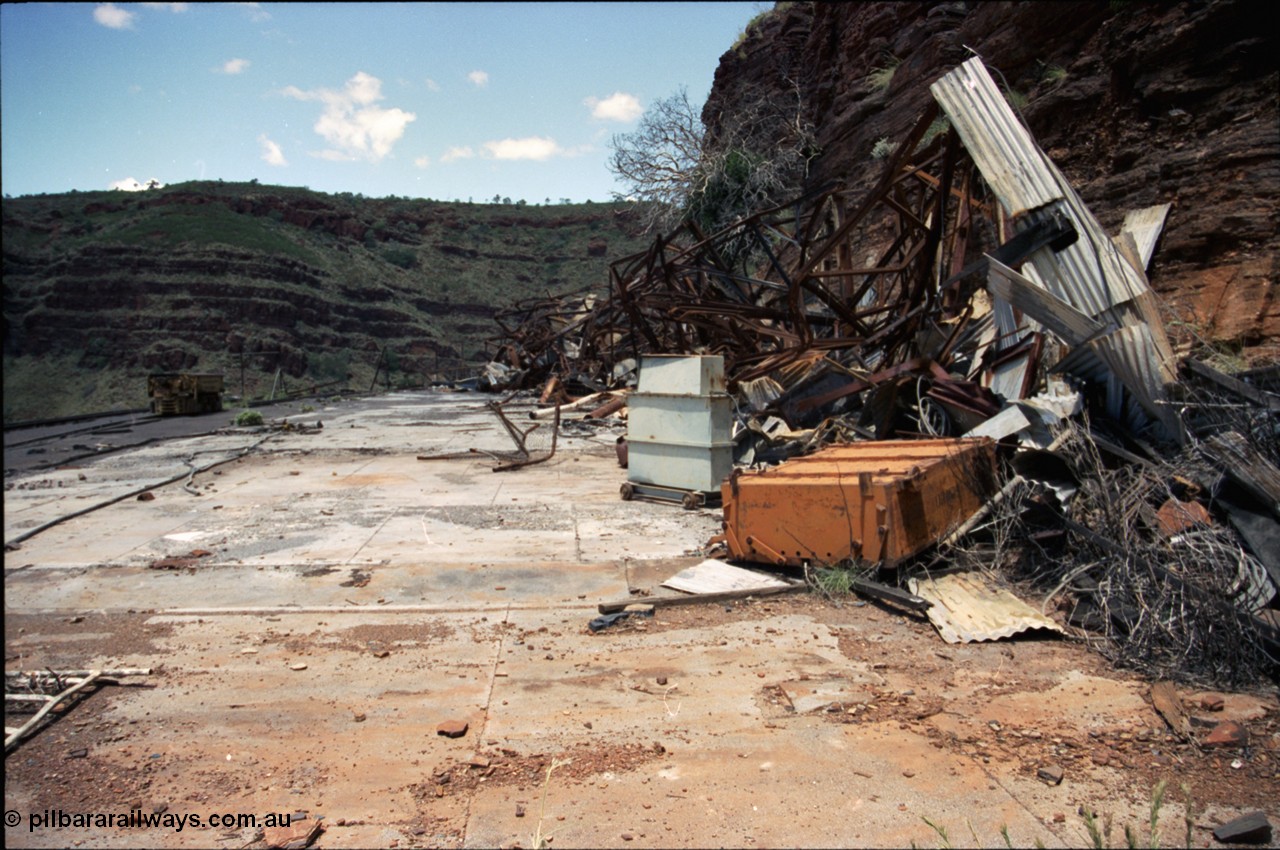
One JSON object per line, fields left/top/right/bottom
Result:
{"left": 5, "top": 391, "right": 1277, "bottom": 848}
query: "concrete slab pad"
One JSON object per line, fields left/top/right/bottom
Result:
{"left": 6, "top": 391, "right": 1276, "bottom": 849}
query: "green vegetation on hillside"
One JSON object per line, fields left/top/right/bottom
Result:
{"left": 2, "top": 181, "right": 649, "bottom": 422}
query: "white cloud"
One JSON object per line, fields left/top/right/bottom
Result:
{"left": 219, "top": 58, "right": 251, "bottom": 75}
{"left": 482, "top": 137, "right": 564, "bottom": 162}
{"left": 414, "top": 155, "right": 431, "bottom": 169}
{"left": 234, "top": 2, "right": 271, "bottom": 22}
{"left": 467, "top": 70, "right": 489, "bottom": 88}
{"left": 440, "top": 146, "right": 475, "bottom": 163}
{"left": 93, "top": 3, "right": 135, "bottom": 29}
{"left": 281, "top": 71, "right": 416, "bottom": 163}
{"left": 585, "top": 92, "right": 643, "bottom": 122}
{"left": 140, "top": 3, "right": 190, "bottom": 11}
{"left": 109, "top": 177, "right": 165, "bottom": 191}
{"left": 258, "top": 134, "right": 287, "bottom": 167}
{"left": 425, "top": 78, "right": 440, "bottom": 92}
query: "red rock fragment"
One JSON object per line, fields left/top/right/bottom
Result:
{"left": 263, "top": 817, "right": 324, "bottom": 850}
{"left": 1155, "top": 498, "right": 1211, "bottom": 536}
{"left": 1037, "top": 765, "right": 1064, "bottom": 786}
{"left": 1203, "top": 720, "right": 1248, "bottom": 748}
{"left": 437, "top": 719, "right": 468, "bottom": 738}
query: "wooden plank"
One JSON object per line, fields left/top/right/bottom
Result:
{"left": 5, "top": 668, "right": 151, "bottom": 679}
{"left": 1203, "top": 431, "right": 1280, "bottom": 516}
{"left": 985, "top": 255, "right": 1105, "bottom": 345}
{"left": 1184, "top": 358, "right": 1280, "bottom": 411}
{"left": 847, "top": 576, "right": 932, "bottom": 612}
{"left": 1150, "top": 680, "right": 1192, "bottom": 740}
{"left": 5, "top": 671, "right": 102, "bottom": 752}
{"left": 597, "top": 583, "right": 804, "bottom": 614}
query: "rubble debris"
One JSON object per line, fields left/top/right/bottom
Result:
{"left": 149, "top": 549, "right": 214, "bottom": 571}
{"left": 588, "top": 609, "right": 653, "bottom": 632}
{"left": 1155, "top": 498, "right": 1213, "bottom": 537}
{"left": 5, "top": 668, "right": 151, "bottom": 752}
{"left": 1149, "top": 681, "right": 1192, "bottom": 740}
{"left": 778, "top": 678, "right": 872, "bottom": 714}
{"left": 1036, "top": 765, "right": 1064, "bottom": 786}
{"left": 907, "top": 572, "right": 1064, "bottom": 644}
{"left": 1202, "top": 720, "right": 1248, "bottom": 748}
{"left": 416, "top": 397, "right": 561, "bottom": 472}
{"left": 1212, "top": 811, "right": 1273, "bottom": 845}
{"left": 480, "top": 56, "right": 1279, "bottom": 688}
{"left": 264, "top": 815, "right": 324, "bottom": 850}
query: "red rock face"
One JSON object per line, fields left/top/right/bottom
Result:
{"left": 705, "top": 0, "right": 1279, "bottom": 362}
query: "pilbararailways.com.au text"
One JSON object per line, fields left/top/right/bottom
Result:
{"left": 9, "top": 808, "right": 296, "bottom": 833}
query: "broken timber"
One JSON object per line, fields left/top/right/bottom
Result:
{"left": 4, "top": 668, "right": 151, "bottom": 752}
{"left": 597, "top": 583, "right": 804, "bottom": 614}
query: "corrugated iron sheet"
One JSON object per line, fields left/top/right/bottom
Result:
{"left": 1121, "top": 203, "right": 1173, "bottom": 271}
{"left": 907, "top": 572, "right": 1065, "bottom": 644}
{"left": 990, "top": 353, "right": 1033, "bottom": 402}
{"left": 932, "top": 58, "right": 1178, "bottom": 441}
{"left": 931, "top": 59, "right": 1149, "bottom": 319}
{"left": 1088, "top": 324, "right": 1185, "bottom": 440}
{"left": 928, "top": 59, "right": 1062, "bottom": 216}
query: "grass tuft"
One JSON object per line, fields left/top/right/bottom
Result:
{"left": 868, "top": 57, "right": 901, "bottom": 91}
{"left": 871, "top": 137, "right": 899, "bottom": 160}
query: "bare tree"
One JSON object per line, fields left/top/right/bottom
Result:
{"left": 607, "top": 88, "right": 704, "bottom": 234}
{"left": 608, "top": 80, "right": 817, "bottom": 238}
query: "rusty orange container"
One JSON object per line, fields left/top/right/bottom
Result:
{"left": 721, "top": 438, "right": 998, "bottom": 568}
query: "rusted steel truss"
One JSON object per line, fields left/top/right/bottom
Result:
{"left": 494, "top": 108, "right": 1023, "bottom": 431}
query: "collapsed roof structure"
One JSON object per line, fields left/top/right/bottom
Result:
{"left": 488, "top": 59, "right": 1279, "bottom": 687}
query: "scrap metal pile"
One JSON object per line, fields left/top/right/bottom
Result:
{"left": 488, "top": 59, "right": 1280, "bottom": 686}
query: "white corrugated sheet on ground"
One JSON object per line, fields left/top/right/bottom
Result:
{"left": 908, "top": 572, "right": 1065, "bottom": 644}
{"left": 661, "top": 559, "right": 792, "bottom": 594}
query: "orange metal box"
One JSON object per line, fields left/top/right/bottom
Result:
{"left": 720, "top": 438, "right": 998, "bottom": 568}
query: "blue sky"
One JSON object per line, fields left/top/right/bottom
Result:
{"left": 0, "top": 1, "right": 762, "bottom": 202}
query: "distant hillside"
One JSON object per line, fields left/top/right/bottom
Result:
{"left": 2, "top": 181, "right": 649, "bottom": 421}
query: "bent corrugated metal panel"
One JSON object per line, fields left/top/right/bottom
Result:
{"left": 931, "top": 59, "right": 1149, "bottom": 319}
{"left": 908, "top": 572, "right": 1065, "bottom": 644}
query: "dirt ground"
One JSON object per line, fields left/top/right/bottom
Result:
{"left": 5, "top": 391, "right": 1279, "bottom": 849}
